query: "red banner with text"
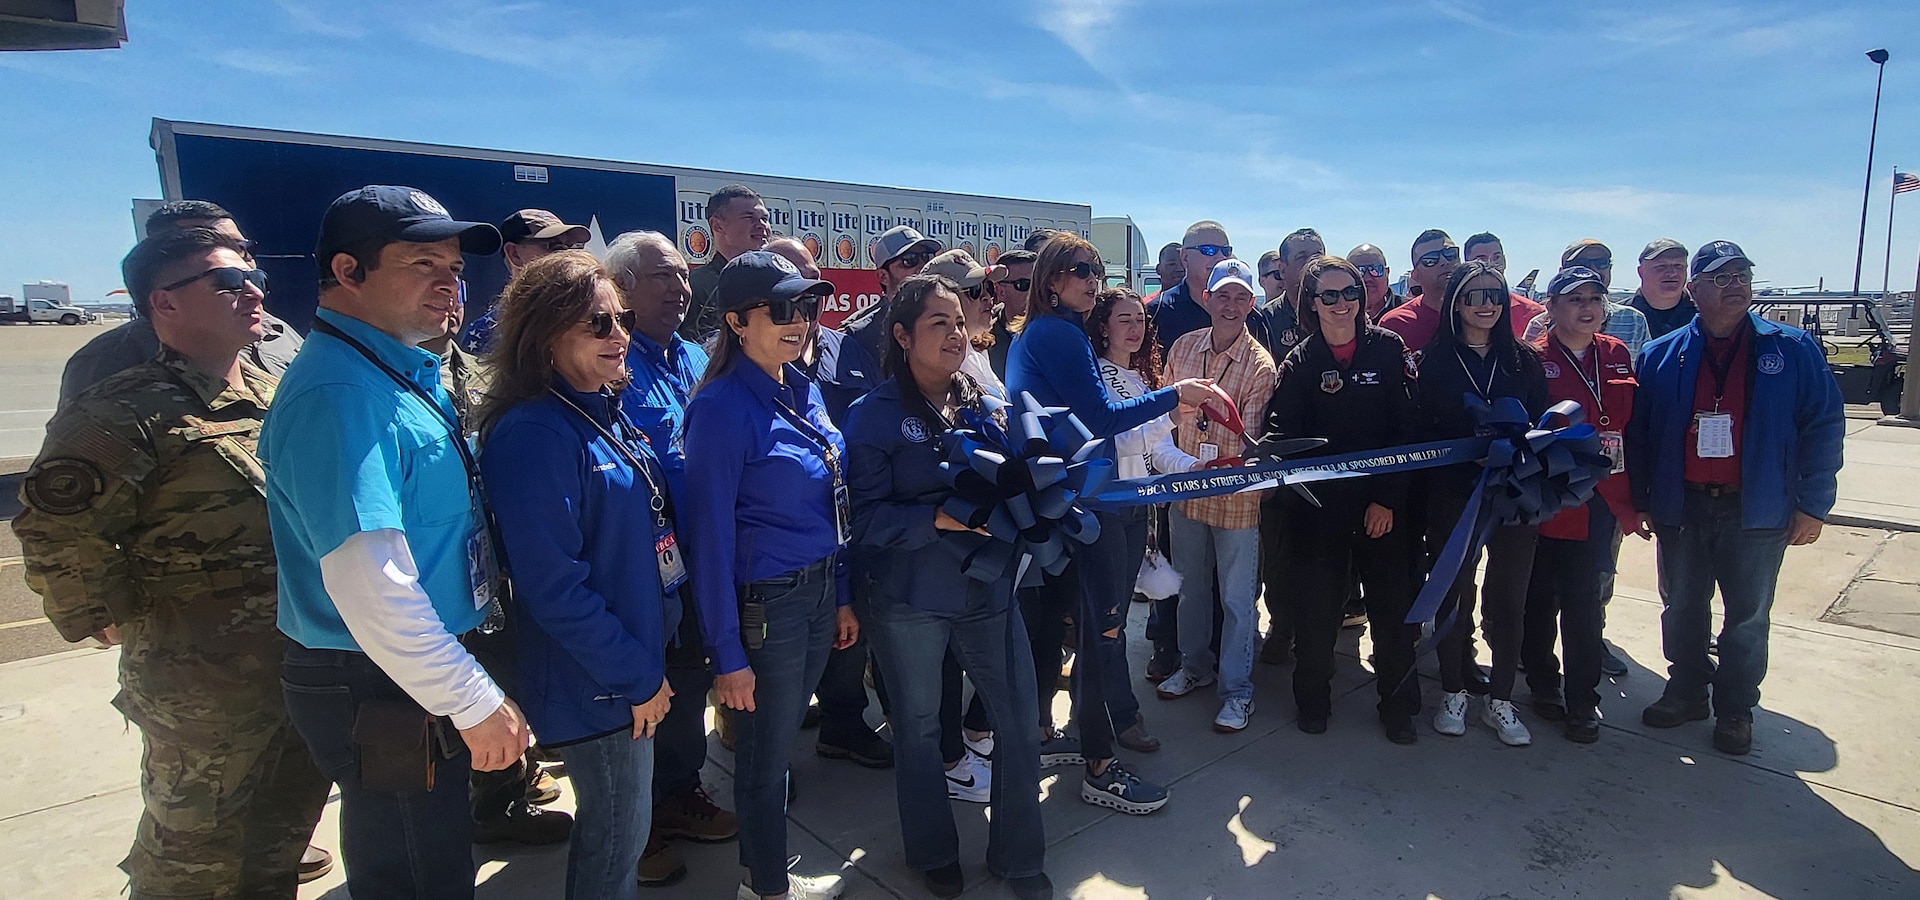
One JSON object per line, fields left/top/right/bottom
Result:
{"left": 818, "top": 267, "right": 884, "bottom": 330}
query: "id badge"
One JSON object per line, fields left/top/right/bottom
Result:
{"left": 1694, "top": 413, "right": 1734, "bottom": 459}
{"left": 1196, "top": 442, "right": 1220, "bottom": 465}
{"left": 1599, "top": 430, "right": 1625, "bottom": 475}
{"left": 654, "top": 525, "right": 688, "bottom": 593}
{"left": 833, "top": 481, "right": 852, "bottom": 545}
{"left": 466, "top": 528, "right": 495, "bottom": 611}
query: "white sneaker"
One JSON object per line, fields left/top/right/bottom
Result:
{"left": 1482, "top": 698, "right": 1533, "bottom": 746}
{"left": 737, "top": 871, "right": 846, "bottom": 900}
{"left": 945, "top": 750, "right": 993, "bottom": 803}
{"left": 1434, "top": 691, "right": 1470, "bottom": 736}
{"left": 1213, "top": 696, "right": 1254, "bottom": 733}
{"left": 963, "top": 730, "right": 995, "bottom": 762}
{"left": 1154, "top": 667, "right": 1215, "bottom": 699}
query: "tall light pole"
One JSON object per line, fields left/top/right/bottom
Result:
{"left": 1853, "top": 48, "right": 1890, "bottom": 296}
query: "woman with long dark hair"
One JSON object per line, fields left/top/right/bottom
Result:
{"left": 680, "top": 251, "right": 853, "bottom": 900}
{"left": 475, "top": 251, "right": 675, "bottom": 900}
{"left": 1417, "top": 261, "right": 1549, "bottom": 747}
{"left": 846, "top": 274, "right": 1051, "bottom": 900}
{"left": 1005, "top": 233, "right": 1221, "bottom": 814}
{"left": 1264, "top": 256, "right": 1423, "bottom": 743}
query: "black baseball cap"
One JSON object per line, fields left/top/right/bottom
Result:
{"left": 1546, "top": 266, "right": 1607, "bottom": 296}
{"left": 1690, "top": 240, "right": 1752, "bottom": 279}
{"left": 715, "top": 250, "right": 834, "bottom": 311}
{"left": 315, "top": 185, "right": 501, "bottom": 265}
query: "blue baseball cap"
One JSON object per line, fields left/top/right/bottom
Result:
{"left": 1546, "top": 266, "right": 1607, "bottom": 296}
{"left": 315, "top": 185, "right": 501, "bottom": 265}
{"left": 716, "top": 250, "right": 835, "bottom": 311}
{"left": 1690, "top": 240, "right": 1752, "bottom": 279}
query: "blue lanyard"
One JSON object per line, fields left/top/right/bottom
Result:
{"left": 639, "top": 342, "right": 697, "bottom": 398}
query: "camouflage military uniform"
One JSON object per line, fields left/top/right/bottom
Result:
{"left": 15, "top": 349, "right": 330, "bottom": 899}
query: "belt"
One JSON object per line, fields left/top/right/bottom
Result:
{"left": 1685, "top": 482, "right": 1740, "bottom": 498}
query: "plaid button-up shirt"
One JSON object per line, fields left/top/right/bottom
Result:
{"left": 1163, "top": 327, "right": 1277, "bottom": 529}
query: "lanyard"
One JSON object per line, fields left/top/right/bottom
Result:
{"left": 313, "top": 319, "right": 477, "bottom": 479}
{"left": 638, "top": 341, "right": 697, "bottom": 398}
{"left": 1703, "top": 325, "right": 1747, "bottom": 407}
{"left": 547, "top": 388, "right": 669, "bottom": 518}
{"left": 1556, "top": 339, "right": 1607, "bottom": 426}
{"left": 1196, "top": 342, "right": 1238, "bottom": 434}
{"left": 1454, "top": 345, "right": 1496, "bottom": 402}
{"left": 769, "top": 383, "right": 844, "bottom": 488}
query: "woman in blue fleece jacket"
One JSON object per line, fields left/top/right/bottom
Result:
{"left": 476, "top": 252, "right": 676, "bottom": 900}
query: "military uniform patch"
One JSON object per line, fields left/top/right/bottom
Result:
{"left": 23, "top": 458, "right": 105, "bottom": 515}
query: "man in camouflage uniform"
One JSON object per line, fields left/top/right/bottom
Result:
{"left": 15, "top": 227, "right": 330, "bottom": 898}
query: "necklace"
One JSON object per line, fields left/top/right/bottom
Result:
{"left": 1465, "top": 342, "right": 1489, "bottom": 349}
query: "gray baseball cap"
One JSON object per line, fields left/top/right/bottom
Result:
{"left": 1638, "top": 238, "right": 1687, "bottom": 262}
{"left": 871, "top": 225, "right": 941, "bottom": 268}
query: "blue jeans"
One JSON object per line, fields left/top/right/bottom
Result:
{"left": 734, "top": 557, "right": 838, "bottom": 896}
{"left": 280, "top": 643, "right": 474, "bottom": 900}
{"left": 1083, "top": 507, "right": 1147, "bottom": 730}
{"left": 1168, "top": 508, "right": 1261, "bottom": 702}
{"left": 653, "top": 663, "right": 713, "bottom": 802}
{"left": 557, "top": 728, "right": 654, "bottom": 900}
{"left": 867, "top": 580, "right": 1045, "bottom": 877}
{"left": 1654, "top": 490, "right": 1790, "bottom": 719}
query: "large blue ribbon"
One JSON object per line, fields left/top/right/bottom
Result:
{"left": 938, "top": 392, "right": 1114, "bottom": 584}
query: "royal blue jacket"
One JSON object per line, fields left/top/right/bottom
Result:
{"left": 846, "top": 379, "right": 1009, "bottom": 616}
{"left": 621, "top": 330, "right": 708, "bottom": 503}
{"left": 479, "top": 385, "right": 679, "bottom": 746}
{"left": 1627, "top": 312, "right": 1844, "bottom": 529}
{"left": 1006, "top": 312, "right": 1179, "bottom": 442}
{"left": 681, "top": 361, "right": 850, "bottom": 675}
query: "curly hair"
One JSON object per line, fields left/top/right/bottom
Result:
{"left": 1084, "top": 286, "right": 1163, "bottom": 390}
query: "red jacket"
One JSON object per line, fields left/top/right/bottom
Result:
{"left": 1534, "top": 331, "right": 1637, "bottom": 541}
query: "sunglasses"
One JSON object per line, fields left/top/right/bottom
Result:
{"left": 1003, "top": 277, "right": 1032, "bottom": 292}
{"left": 1569, "top": 255, "right": 1613, "bottom": 270}
{"left": 1259, "top": 270, "right": 1284, "bottom": 281}
{"left": 1064, "top": 261, "right": 1102, "bottom": 280}
{"left": 1356, "top": 264, "right": 1387, "bottom": 277}
{"left": 584, "top": 309, "right": 637, "bottom": 339}
{"left": 1185, "top": 244, "right": 1232, "bottom": 258}
{"left": 539, "top": 239, "right": 587, "bottom": 254}
{"left": 964, "top": 283, "right": 991, "bottom": 301}
{"left": 1702, "top": 271, "right": 1753, "bottom": 288}
{"left": 1417, "top": 247, "right": 1461, "bottom": 268}
{"left": 160, "top": 265, "right": 270, "bottom": 294}
{"left": 1312, "top": 285, "right": 1365, "bottom": 307}
{"left": 744, "top": 295, "right": 822, "bottom": 325}
{"left": 890, "top": 250, "right": 934, "bottom": 271}
{"left": 1458, "top": 287, "right": 1508, "bottom": 307}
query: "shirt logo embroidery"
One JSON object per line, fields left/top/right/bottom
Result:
{"left": 1542, "top": 361, "right": 1562, "bottom": 379}
{"left": 901, "top": 417, "right": 930, "bottom": 443}
{"left": 1757, "top": 352, "right": 1784, "bottom": 375}
{"left": 1354, "top": 371, "right": 1381, "bottom": 385}
{"left": 1320, "top": 370, "right": 1343, "bottom": 393}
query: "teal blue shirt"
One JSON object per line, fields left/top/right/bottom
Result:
{"left": 263, "top": 309, "right": 485, "bottom": 649}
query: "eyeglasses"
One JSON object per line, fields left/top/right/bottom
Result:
{"left": 1002, "top": 277, "right": 1032, "bottom": 292}
{"left": 1703, "top": 271, "right": 1753, "bottom": 288}
{"left": 1417, "top": 247, "right": 1461, "bottom": 268}
{"left": 1569, "top": 255, "right": 1613, "bottom": 270}
{"left": 584, "top": 309, "right": 637, "bottom": 339}
{"left": 1458, "top": 287, "right": 1508, "bottom": 307}
{"left": 1064, "top": 261, "right": 1102, "bottom": 280}
{"left": 533, "top": 238, "right": 587, "bottom": 254}
{"left": 1312, "top": 285, "right": 1365, "bottom": 307}
{"left": 890, "top": 250, "right": 934, "bottom": 271}
{"left": 745, "top": 295, "right": 821, "bottom": 325}
{"left": 1184, "top": 244, "right": 1232, "bottom": 258}
{"left": 1355, "top": 264, "right": 1387, "bottom": 277}
{"left": 159, "top": 265, "right": 270, "bottom": 294}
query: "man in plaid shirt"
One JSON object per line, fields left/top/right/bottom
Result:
{"left": 1154, "top": 258, "right": 1279, "bottom": 734}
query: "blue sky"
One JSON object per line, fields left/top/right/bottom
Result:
{"left": 2, "top": 0, "right": 1918, "bottom": 303}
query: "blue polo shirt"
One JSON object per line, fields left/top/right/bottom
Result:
{"left": 262, "top": 309, "right": 486, "bottom": 650}
{"left": 621, "top": 330, "right": 708, "bottom": 501}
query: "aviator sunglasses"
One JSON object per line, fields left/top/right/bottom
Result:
{"left": 584, "top": 309, "right": 637, "bottom": 339}
{"left": 1417, "top": 247, "right": 1462, "bottom": 268}
{"left": 160, "top": 265, "right": 270, "bottom": 294}
{"left": 1063, "top": 261, "right": 1102, "bottom": 279}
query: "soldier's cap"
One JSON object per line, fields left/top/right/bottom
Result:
{"left": 1638, "top": 238, "right": 1687, "bottom": 263}
{"left": 716, "top": 251, "right": 834, "bottom": 311}
{"left": 923, "top": 249, "right": 1006, "bottom": 288}
{"left": 1546, "top": 266, "right": 1606, "bottom": 297}
{"left": 871, "top": 225, "right": 941, "bottom": 268}
{"left": 316, "top": 185, "right": 501, "bottom": 265}
{"left": 500, "top": 208, "right": 590, "bottom": 245}
{"left": 1690, "top": 240, "right": 1752, "bottom": 279}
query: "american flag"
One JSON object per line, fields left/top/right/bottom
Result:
{"left": 1898, "top": 171, "right": 1920, "bottom": 195}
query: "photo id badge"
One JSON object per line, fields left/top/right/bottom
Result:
{"left": 654, "top": 525, "right": 688, "bottom": 593}
{"left": 467, "top": 528, "right": 495, "bottom": 611}
{"left": 1695, "top": 413, "right": 1735, "bottom": 459}
{"left": 833, "top": 481, "right": 852, "bottom": 545}
{"left": 1599, "top": 430, "right": 1625, "bottom": 475}
{"left": 1197, "top": 442, "right": 1220, "bottom": 465}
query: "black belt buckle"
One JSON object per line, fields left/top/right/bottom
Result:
{"left": 1688, "top": 482, "right": 1737, "bottom": 498}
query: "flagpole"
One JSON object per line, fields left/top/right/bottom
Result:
{"left": 1887, "top": 167, "right": 1901, "bottom": 296}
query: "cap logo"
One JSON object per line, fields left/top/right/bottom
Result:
{"left": 409, "top": 190, "right": 448, "bottom": 217}
{"left": 770, "top": 254, "right": 799, "bottom": 275}
{"left": 1714, "top": 241, "right": 1739, "bottom": 257}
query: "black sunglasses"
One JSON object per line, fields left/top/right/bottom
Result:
{"left": 1356, "top": 264, "right": 1387, "bottom": 277}
{"left": 1185, "top": 244, "right": 1232, "bottom": 258}
{"left": 891, "top": 250, "right": 934, "bottom": 271}
{"left": 1259, "top": 270, "right": 1284, "bottom": 280}
{"left": 1003, "top": 277, "right": 1032, "bottom": 291}
{"left": 745, "top": 295, "right": 821, "bottom": 325}
{"left": 1458, "top": 287, "right": 1508, "bottom": 307}
{"left": 964, "top": 283, "right": 991, "bottom": 301}
{"left": 1569, "top": 255, "right": 1613, "bottom": 270}
{"left": 1312, "top": 285, "right": 1365, "bottom": 306}
{"left": 537, "top": 238, "right": 587, "bottom": 254}
{"left": 160, "top": 265, "right": 270, "bottom": 294}
{"left": 1064, "top": 261, "right": 1102, "bottom": 279}
{"left": 1418, "top": 247, "right": 1461, "bottom": 268}
{"left": 585, "top": 309, "right": 637, "bottom": 339}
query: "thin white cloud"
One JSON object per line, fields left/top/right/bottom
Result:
{"left": 1425, "top": 0, "right": 1531, "bottom": 39}
{"left": 206, "top": 50, "right": 313, "bottom": 79}
{"left": 1032, "top": 0, "right": 1137, "bottom": 84}
{"left": 406, "top": 1, "right": 665, "bottom": 76}
{"left": 275, "top": 0, "right": 366, "bottom": 39}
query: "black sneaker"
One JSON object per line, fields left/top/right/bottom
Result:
{"left": 1600, "top": 645, "right": 1629, "bottom": 677}
{"left": 1039, "top": 730, "right": 1085, "bottom": 769}
{"left": 1080, "top": 760, "right": 1168, "bottom": 815}
{"left": 1381, "top": 711, "right": 1418, "bottom": 745}
{"left": 1007, "top": 872, "right": 1055, "bottom": 900}
{"left": 1532, "top": 697, "right": 1568, "bottom": 722}
{"left": 923, "top": 861, "right": 964, "bottom": 898}
{"left": 1642, "top": 695, "right": 1711, "bottom": 729}
{"left": 1712, "top": 717, "right": 1753, "bottom": 755}
{"left": 816, "top": 728, "right": 894, "bottom": 769}
{"left": 1144, "top": 647, "right": 1181, "bottom": 683}
{"left": 1564, "top": 708, "right": 1601, "bottom": 744}
{"left": 473, "top": 799, "right": 573, "bottom": 845}
{"left": 1297, "top": 715, "right": 1328, "bottom": 735}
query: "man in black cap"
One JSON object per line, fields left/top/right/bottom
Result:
{"left": 838, "top": 224, "right": 941, "bottom": 363}
{"left": 459, "top": 207, "right": 589, "bottom": 353}
{"left": 685, "top": 184, "right": 772, "bottom": 342}
{"left": 1631, "top": 238, "right": 1696, "bottom": 340}
{"left": 261, "top": 185, "right": 534, "bottom": 898}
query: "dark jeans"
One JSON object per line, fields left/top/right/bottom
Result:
{"left": 557, "top": 728, "right": 653, "bottom": 900}
{"left": 734, "top": 557, "right": 838, "bottom": 895}
{"left": 867, "top": 581, "right": 1044, "bottom": 878}
{"left": 1258, "top": 501, "right": 1295, "bottom": 646}
{"left": 1654, "top": 491, "right": 1790, "bottom": 720}
{"left": 1024, "top": 509, "right": 1133, "bottom": 763}
{"left": 1084, "top": 507, "right": 1147, "bottom": 730}
{"left": 1523, "top": 504, "right": 1618, "bottom": 713}
{"left": 939, "top": 653, "right": 992, "bottom": 764}
{"left": 1282, "top": 494, "right": 1419, "bottom": 718}
{"left": 462, "top": 625, "right": 536, "bottom": 821}
{"left": 1433, "top": 522, "right": 1539, "bottom": 701}
{"left": 817, "top": 637, "right": 878, "bottom": 745}
{"left": 281, "top": 643, "right": 475, "bottom": 900}
{"left": 653, "top": 663, "right": 714, "bottom": 802}
{"left": 1019, "top": 581, "right": 1067, "bottom": 733}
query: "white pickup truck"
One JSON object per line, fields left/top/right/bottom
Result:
{"left": 0, "top": 295, "right": 94, "bottom": 325}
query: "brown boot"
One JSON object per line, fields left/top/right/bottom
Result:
{"left": 638, "top": 832, "right": 688, "bottom": 887}
{"left": 653, "top": 783, "right": 739, "bottom": 843}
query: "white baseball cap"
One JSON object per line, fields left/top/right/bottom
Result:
{"left": 1207, "top": 258, "right": 1258, "bottom": 296}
